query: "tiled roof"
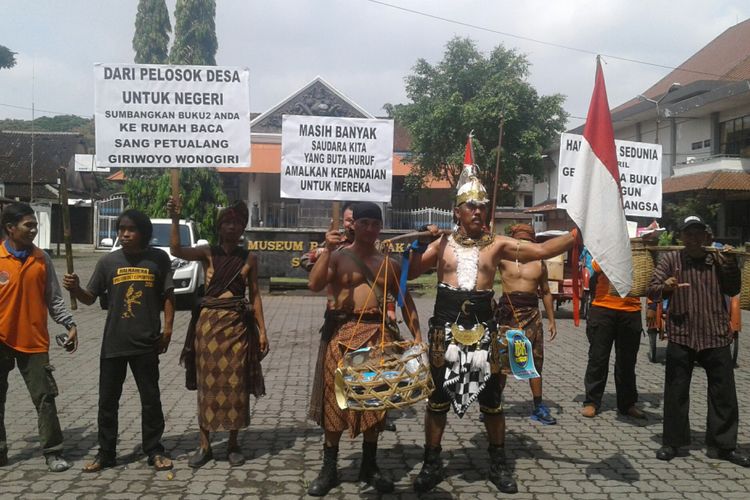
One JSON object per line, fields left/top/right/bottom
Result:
{"left": 0, "top": 131, "right": 84, "bottom": 184}
{"left": 614, "top": 19, "right": 750, "bottom": 113}
{"left": 663, "top": 170, "right": 750, "bottom": 193}
{"left": 393, "top": 122, "right": 412, "bottom": 152}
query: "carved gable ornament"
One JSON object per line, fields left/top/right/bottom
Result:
{"left": 252, "top": 76, "right": 373, "bottom": 134}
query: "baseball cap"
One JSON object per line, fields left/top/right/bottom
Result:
{"left": 680, "top": 215, "right": 707, "bottom": 232}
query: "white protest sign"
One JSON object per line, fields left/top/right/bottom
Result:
{"left": 74, "top": 154, "right": 110, "bottom": 172}
{"left": 94, "top": 63, "right": 250, "bottom": 168}
{"left": 280, "top": 115, "right": 393, "bottom": 202}
{"left": 557, "top": 133, "right": 662, "bottom": 217}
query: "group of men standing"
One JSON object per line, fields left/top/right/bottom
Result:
{"left": 1, "top": 159, "right": 748, "bottom": 497}
{"left": 302, "top": 165, "right": 577, "bottom": 496}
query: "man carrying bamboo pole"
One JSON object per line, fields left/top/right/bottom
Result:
{"left": 649, "top": 215, "right": 749, "bottom": 467}
{"left": 407, "top": 166, "right": 578, "bottom": 494}
{"left": 306, "top": 201, "right": 423, "bottom": 496}
{"left": 0, "top": 202, "right": 77, "bottom": 472}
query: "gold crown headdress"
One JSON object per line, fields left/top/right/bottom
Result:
{"left": 455, "top": 134, "right": 489, "bottom": 206}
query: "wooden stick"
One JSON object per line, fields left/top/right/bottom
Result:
{"left": 647, "top": 245, "right": 750, "bottom": 256}
{"left": 170, "top": 168, "right": 180, "bottom": 213}
{"left": 382, "top": 229, "right": 450, "bottom": 247}
{"left": 57, "top": 167, "right": 77, "bottom": 310}
{"left": 331, "top": 201, "right": 341, "bottom": 231}
{"left": 489, "top": 116, "right": 505, "bottom": 234}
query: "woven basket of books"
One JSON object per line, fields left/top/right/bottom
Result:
{"left": 609, "top": 238, "right": 654, "bottom": 297}
{"left": 334, "top": 341, "right": 433, "bottom": 411}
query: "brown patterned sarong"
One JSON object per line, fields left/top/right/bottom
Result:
{"left": 196, "top": 303, "right": 248, "bottom": 431}
{"left": 316, "top": 316, "right": 397, "bottom": 438}
{"left": 496, "top": 291, "right": 545, "bottom": 373}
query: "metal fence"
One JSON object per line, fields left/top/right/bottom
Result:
{"left": 94, "top": 195, "right": 127, "bottom": 247}
{"left": 262, "top": 202, "right": 300, "bottom": 228}
{"left": 386, "top": 207, "right": 453, "bottom": 230}
{"left": 258, "top": 203, "right": 454, "bottom": 230}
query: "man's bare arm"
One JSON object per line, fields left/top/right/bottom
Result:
{"left": 388, "top": 259, "right": 423, "bottom": 343}
{"left": 494, "top": 230, "right": 577, "bottom": 265}
{"left": 539, "top": 262, "right": 557, "bottom": 341}
{"left": 407, "top": 237, "right": 441, "bottom": 279}
{"left": 62, "top": 273, "right": 97, "bottom": 306}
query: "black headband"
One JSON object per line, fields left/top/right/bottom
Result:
{"left": 352, "top": 202, "right": 382, "bottom": 222}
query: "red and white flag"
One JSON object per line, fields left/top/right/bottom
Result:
{"left": 464, "top": 133, "right": 474, "bottom": 167}
{"left": 566, "top": 58, "right": 632, "bottom": 296}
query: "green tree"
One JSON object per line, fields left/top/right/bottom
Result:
{"left": 124, "top": 0, "right": 228, "bottom": 242}
{"left": 132, "top": 0, "right": 171, "bottom": 64}
{"left": 662, "top": 192, "right": 721, "bottom": 236}
{"left": 170, "top": 0, "right": 217, "bottom": 65}
{"left": 125, "top": 0, "right": 173, "bottom": 216}
{"left": 0, "top": 45, "right": 16, "bottom": 69}
{"left": 394, "top": 37, "right": 567, "bottom": 201}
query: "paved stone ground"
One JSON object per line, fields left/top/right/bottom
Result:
{"left": 1, "top": 251, "right": 750, "bottom": 499}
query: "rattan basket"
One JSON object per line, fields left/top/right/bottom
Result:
{"left": 609, "top": 238, "right": 654, "bottom": 297}
{"left": 334, "top": 341, "right": 434, "bottom": 411}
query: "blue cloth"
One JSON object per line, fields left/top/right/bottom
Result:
{"left": 397, "top": 240, "right": 427, "bottom": 307}
{"left": 506, "top": 329, "right": 540, "bottom": 380}
{"left": 4, "top": 239, "right": 30, "bottom": 262}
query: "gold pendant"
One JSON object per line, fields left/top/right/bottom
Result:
{"left": 450, "top": 323, "right": 486, "bottom": 346}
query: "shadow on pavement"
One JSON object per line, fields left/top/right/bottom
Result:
{"left": 161, "top": 424, "right": 321, "bottom": 463}
{"left": 572, "top": 391, "right": 665, "bottom": 420}
{"left": 469, "top": 431, "right": 642, "bottom": 485}
{"left": 11, "top": 425, "right": 94, "bottom": 465}
{"left": 584, "top": 453, "right": 640, "bottom": 483}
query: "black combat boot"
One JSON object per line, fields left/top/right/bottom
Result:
{"left": 488, "top": 444, "right": 518, "bottom": 494}
{"left": 413, "top": 445, "right": 444, "bottom": 493}
{"left": 308, "top": 445, "right": 340, "bottom": 496}
{"left": 358, "top": 440, "right": 394, "bottom": 494}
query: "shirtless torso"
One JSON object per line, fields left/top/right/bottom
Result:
{"left": 498, "top": 258, "right": 545, "bottom": 294}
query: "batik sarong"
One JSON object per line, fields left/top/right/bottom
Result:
{"left": 496, "top": 291, "right": 545, "bottom": 373}
{"left": 314, "top": 313, "right": 398, "bottom": 438}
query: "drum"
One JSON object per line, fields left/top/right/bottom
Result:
{"left": 334, "top": 341, "right": 434, "bottom": 411}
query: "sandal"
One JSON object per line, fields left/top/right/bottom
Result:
{"left": 82, "top": 453, "right": 116, "bottom": 473}
{"left": 227, "top": 448, "right": 245, "bottom": 467}
{"left": 147, "top": 453, "right": 173, "bottom": 471}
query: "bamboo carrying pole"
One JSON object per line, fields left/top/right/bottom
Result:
{"left": 647, "top": 245, "right": 750, "bottom": 257}
{"left": 382, "top": 229, "right": 450, "bottom": 247}
{"left": 57, "top": 167, "right": 77, "bottom": 310}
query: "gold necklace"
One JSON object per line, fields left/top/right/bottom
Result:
{"left": 451, "top": 230, "right": 494, "bottom": 249}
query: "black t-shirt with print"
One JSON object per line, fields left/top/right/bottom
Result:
{"left": 87, "top": 247, "right": 174, "bottom": 358}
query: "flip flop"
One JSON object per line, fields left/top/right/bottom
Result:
{"left": 82, "top": 453, "right": 116, "bottom": 473}
{"left": 147, "top": 453, "right": 173, "bottom": 471}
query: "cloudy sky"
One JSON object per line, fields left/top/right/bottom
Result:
{"left": 1, "top": 0, "right": 748, "bottom": 129}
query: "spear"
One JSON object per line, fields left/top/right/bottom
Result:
{"left": 489, "top": 116, "right": 505, "bottom": 234}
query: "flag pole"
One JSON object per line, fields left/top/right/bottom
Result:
{"left": 489, "top": 116, "right": 505, "bottom": 234}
